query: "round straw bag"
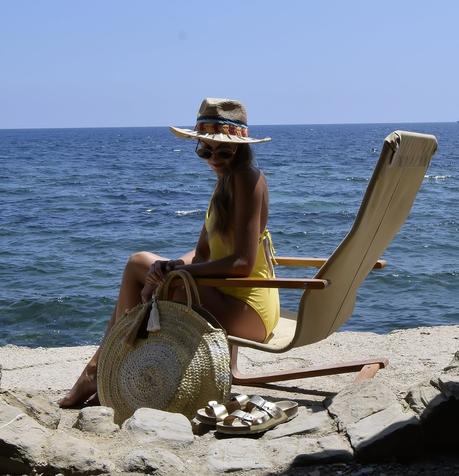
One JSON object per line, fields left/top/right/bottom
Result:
{"left": 97, "top": 270, "right": 231, "bottom": 424}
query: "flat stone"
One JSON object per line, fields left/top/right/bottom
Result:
{"left": 325, "top": 380, "right": 398, "bottom": 430}
{"left": 346, "top": 402, "right": 421, "bottom": 461}
{"left": 436, "top": 375, "right": 459, "bottom": 399}
{"left": 46, "top": 431, "right": 113, "bottom": 475}
{"left": 74, "top": 406, "right": 119, "bottom": 434}
{"left": 122, "top": 408, "right": 194, "bottom": 444}
{"left": 121, "top": 447, "right": 185, "bottom": 474}
{"left": 207, "top": 438, "right": 272, "bottom": 472}
{"left": 292, "top": 434, "right": 354, "bottom": 465}
{"left": 433, "top": 351, "right": 459, "bottom": 399}
{"left": 0, "top": 402, "right": 50, "bottom": 474}
{"left": 265, "top": 434, "right": 353, "bottom": 467}
{"left": 190, "top": 416, "right": 211, "bottom": 436}
{"left": 405, "top": 380, "right": 448, "bottom": 419}
{"left": 264, "top": 437, "right": 303, "bottom": 465}
{"left": 443, "top": 350, "right": 459, "bottom": 372}
{"left": 264, "top": 406, "right": 334, "bottom": 439}
{"left": 0, "top": 389, "right": 61, "bottom": 429}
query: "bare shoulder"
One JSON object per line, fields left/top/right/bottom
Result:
{"left": 233, "top": 166, "right": 267, "bottom": 195}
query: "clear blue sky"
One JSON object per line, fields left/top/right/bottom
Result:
{"left": 1, "top": 0, "right": 458, "bottom": 128}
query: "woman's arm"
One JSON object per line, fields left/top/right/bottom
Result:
{"left": 144, "top": 222, "right": 211, "bottom": 291}
{"left": 175, "top": 169, "right": 263, "bottom": 278}
{"left": 174, "top": 223, "right": 210, "bottom": 267}
{"left": 192, "top": 223, "right": 210, "bottom": 264}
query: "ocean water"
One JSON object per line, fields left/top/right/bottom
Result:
{"left": 1, "top": 123, "right": 458, "bottom": 347}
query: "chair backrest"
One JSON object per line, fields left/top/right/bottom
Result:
{"left": 291, "top": 131, "right": 437, "bottom": 348}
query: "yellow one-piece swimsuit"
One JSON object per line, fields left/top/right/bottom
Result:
{"left": 205, "top": 205, "right": 280, "bottom": 339}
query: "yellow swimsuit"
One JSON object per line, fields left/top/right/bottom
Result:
{"left": 205, "top": 205, "right": 280, "bottom": 338}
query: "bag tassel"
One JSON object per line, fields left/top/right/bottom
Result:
{"left": 146, "top": 297, "right": 161, "bottom": 332}
{"left": 123, "top": 302, "right": 151, "bottom": 347}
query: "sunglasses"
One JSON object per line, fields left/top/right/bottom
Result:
{"left": 195, "top": 141, "right": 236, "bottom": 161}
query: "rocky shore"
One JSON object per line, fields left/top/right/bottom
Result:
{"left": 1, "top": 325, "right": 458, "bottom": 475}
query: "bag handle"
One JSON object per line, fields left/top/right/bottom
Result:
{"left": 123, "top": 270, "right": 202, "bottom": 347}
{"left": 156, "top": 270, "right": 202, "bottom": 308}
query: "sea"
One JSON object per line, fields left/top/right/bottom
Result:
{"left": 1, "top": 123, "right": 458, "bottom": 347}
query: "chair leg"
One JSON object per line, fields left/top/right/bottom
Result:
{"left": 230, "top": 345, "right": 388, "bottom": 386}
{"left": 354, "top": 363, "right": 383, "bottom": 382}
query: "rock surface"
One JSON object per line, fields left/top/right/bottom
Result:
{"left": 208, "top": 438, "right": 272, "bottom": 472}
{"left": 46, "top": 431, "right": 113, "bottom": 475}
{"left": 0, "top": 326, "right": 458, "bottom": 475}
{"left": 264, "top": 406, "right": 334, "bottom": 439}
{"left": 73, "top": 406, "right": 119, "bottom": 434}
{"left": 122, "top": 407, "right": 194, "bottom": 444}
{"left": 293, "top": 434, "right": 354, "bottom": 464}
{"left": 346, "top": 402, "right": 421, "bottom": 460}
{"left": 325, "top": 380, "right": 398, "bottom": 430}
{"left": 121, "top": 447, "right": 186, "bottom": 474}
{"left": 405, "top": 379, "right": 448, "bottom": 418}
{"left": 0, "top": 389, "right": 61, "bottom": 429}
{"left": 0, "top": 402, "right": 50, "bottom": 474}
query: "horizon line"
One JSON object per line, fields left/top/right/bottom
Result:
{"left": 0, "top": 120, "right": 457, "bottom": 131}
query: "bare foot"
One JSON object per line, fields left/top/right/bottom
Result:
{"left": 58, "top": 365, "right": 97, "bottom": 408}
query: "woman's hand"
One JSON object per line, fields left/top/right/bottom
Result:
{"left": 145, "top": 259, "right": 185, "bottom": 287}
{"left": 141, "top": 259, "right": 185, "bottom": 303}
{"left": 141, "top": 283, "right": 155, "bottom": 303}
{"left": 148, "top": 260, "right": 169, "bottom": 284}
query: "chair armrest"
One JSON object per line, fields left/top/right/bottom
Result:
{"left": 195, "top": 277, "right": 329, "bottom": 290}
{"left": 274, "top": 256, "right": 387, "bottom": 269}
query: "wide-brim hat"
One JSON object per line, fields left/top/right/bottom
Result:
{"left": 170, "top": 98, "right": 271, "bottom": 144}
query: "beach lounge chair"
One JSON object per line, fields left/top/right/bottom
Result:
{"left": 197, "top": 130, "right": 438, "bottom": 385}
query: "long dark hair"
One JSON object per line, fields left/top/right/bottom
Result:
{"left": 210, "top": 144, "right": 253, "bottom": 238}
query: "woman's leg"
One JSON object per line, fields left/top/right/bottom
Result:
{"left": 173, "top": 285, "right": 267, "bottom": 342}
{"left": 58, "top": 251, "right": 172, "bottom": 408}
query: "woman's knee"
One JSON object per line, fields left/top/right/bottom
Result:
{"left": 125, "top": 251, "right": 155, "bottom": 279}
{"left": 127, "top": 251, "right": 152, "bottom": 266}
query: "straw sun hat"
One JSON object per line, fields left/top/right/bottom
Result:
{"left": 170, "top": 97, "right": 271, "bottom": 144}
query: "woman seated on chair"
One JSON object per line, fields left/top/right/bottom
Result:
{"left": 59, "top": 98, "right": 280, "bottom": 408}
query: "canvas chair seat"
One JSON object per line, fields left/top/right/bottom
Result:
{"left": 263, "top": 309, "right": 297, "bottom": 350}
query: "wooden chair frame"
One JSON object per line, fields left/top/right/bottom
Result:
{"left": 197, "top": 257, "right": 389, "bottom": 385}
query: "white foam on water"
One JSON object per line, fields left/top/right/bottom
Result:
{"left": 175, "top": 209, "right": 203, "bottom": 216}
{"left": 425, "top": 174, "right": 451, "bottom": 181}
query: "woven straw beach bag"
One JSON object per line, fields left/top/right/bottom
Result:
{"left": 97, "top": 270, "right": 231, "bottom": 424}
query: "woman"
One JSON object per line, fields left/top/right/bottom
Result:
{"left": 59, "top": 98, "right": 280, "bottom": 408}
